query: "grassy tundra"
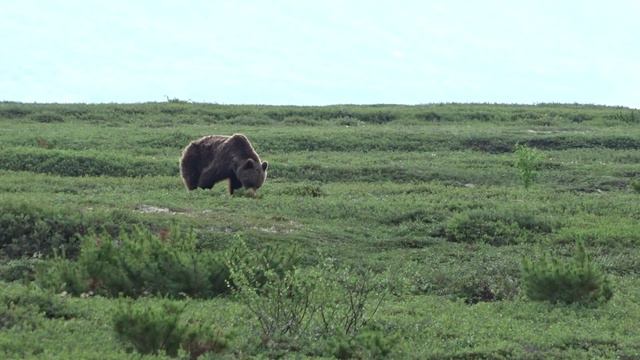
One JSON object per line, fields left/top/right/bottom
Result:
{"left": 1, "top": 102, "right": 640, "bottom": 358}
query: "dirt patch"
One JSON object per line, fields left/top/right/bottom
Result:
{"left": 135, "top": 204, "right": 176, "bottom": 215}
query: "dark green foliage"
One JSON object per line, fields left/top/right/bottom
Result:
{"left": 41, "top": 227, "right": 231, "bottom": 298}
{"left": 445, "top": 208, "right": 556, "bottom": 246}
{"left": 611, "top": 110, "right": 640, "bottom": 124}
{"left": 328, "top": 330, "right": 396, "bottom": 360}
{"left": 113, "top": 301, "right": 227, "bottom": 358}
{"left": 229, "top": 240, "right": 394, "bottom": 354}
{"left": 0, "top": 302, "right": 41, "bottom": 330}
{"left": 0, "top": 282, "right": 77, "bottom": 331}
{"left": 404, "top": 246, "right": 522, "bottom": 303}
{"left": 0, "top": 202, "right": 144, "bottom": 259}
{"left": 0, "top": 147, "right": 175, "bottom": 177}
{"left": 0, "top": 202, "right": 85, "bottom": 258}
{"left": 522, "top": 242, "right": 613, "bottom": 305}
{"left": 113, "top": 301, "right": 185, "bottom": 357}
{"left": 280, "top": 182, "right": 326, "bottom": 197}
{"left": 0, "top": 282, "right": 78, "bottom": 320}
{"left": 139, "top": 130, "right": 194, "bottom": 149}
{"left": 514, "top": 143, "right": 543, "bottom": 188}
{"left": 630, "top": 180, "right": 640, "bottom": 193}
{"left": 0, "top": 105, "right": 32, "bottom": 118}
{"left": 227, "top": 240, "right": 315, "bottom": 345}
{"left": 0, "top": 258, "right": 43, "bottom": 282}
{"left": 31, "top": 112, "right": 64, "bottom": 123}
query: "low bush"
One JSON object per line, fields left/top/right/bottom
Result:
{"left": 0, "top": 282, "right": 77, "bottom": 320}
{"left": 0, "top": 258, "right": 44, "bottom": 283}
{"left": 228, "top": 240, "right": 395, "bottom": 354}
{"left": 445, "top": 207, "right": 556, "bottom": 246}
{"left": 227, "top": 240, "right": 316, "bottom": 346}
{"left": 403, "top": 252, "right": 521, "bottom": 303}
{"left": 0, "top": 302, "right": 41, "bottom": 330}
{"left": 281, "top": 182, "right": 326, "bottom": 197}
{"left": 0, "top": 147, "right": 176, "bottom": 177}
{"left": 113, "top": 301, "right": 227, "bottom": 358}
{"left": 39, "top": 227, "right": 231, "bottom": 298}
{"left": 0, "top": 202, "right": 86, "bottom": 258}
{"left": 327, "top": 329, "right": 397, "bottom": 360}
{"left": 514, "top": 143, "right": 543, "bottom": 188}
{"left": 31, "top": 112, "right": 64, "bottom": 123}
{"left": 522, "top": 242, "right": 613, "bottom": 305}
{"left": 0, "top": 202, "right": 145, "bottom": 259}
{"left": 0, "top": 282, "right": 78, "bottom": 330}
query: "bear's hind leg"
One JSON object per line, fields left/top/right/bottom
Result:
{"left": 180, "top": 146, "right": 201, "bottom": 190}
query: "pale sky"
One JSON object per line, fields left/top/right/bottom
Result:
{"left": 1, "top": 0, "right": 638, "bottom": 107}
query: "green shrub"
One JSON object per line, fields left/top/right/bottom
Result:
{"left": 522, "top": 242, "right": 613, "bottom": 305}
{"left": 282, "top": 115, "right": 319, "bottom": 126}
{"left": 282, "top": 183, "right": 326, "bottom": 197}
{"left": 224, "top": 114, "right": 275, "bottom": 125}
{"left": 315, "top": 263, "right": 393, "bottom": 337}
{"left": 355, "top": 110, "right": 396, "bottom": 124}
{"left": 228, "top": 240, "right": 394, "bottom": 352}
{"left": 404, "top": 253, "right": 521, "bottom": 303}
{"left": 0, "top": 282, "right": 78, "bottom": 330}
{"left": 514, "top": 143, "right": 543, "bottom": 188}
{"left": 328, "top": 330, "right": 396, "bottom": 360}
{"left": 113, "top": 301, "right": 226, "bottom": 358}
{"left": 612, "top": 110, "right": 639, "bottom": 124}
{"left": 31, "top": 112, "right": 64, "bottom": 123}
{"left": 630, "top": 180, "right": 640, "bottom": 193}
{"left": 0, "top": 105, "right": 31, "bottom": 118}
{"left": 0, "top": 147, "right": 176, "bottom": 177}
{"left": 39, "top": 227, "right": 231, "bottom": 298}
{"left": 0, "top": 202, "right": 85, "bottom": 258}
{"left": 0, "top": 202, "right": 144, "bottom": 259}
{"left": 0, "top": 302, "right": 41, "bottom": 330}
{"left": 445, "top": 208, "right": 556, "bottom": 246}
{"left": 114, "top": 301, "right": 185, "bottom": 357}
{"left": 227, "top": 240, "right": 317, "bottom": 346}
{"left": 0, "top": 258, "right": 44, "bottom": 283}
{"left": 0, "top": 282, "right": 77, "bottom": 320}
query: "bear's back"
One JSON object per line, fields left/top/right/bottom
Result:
{"left": 191, "top": 135, "right": 229, "bottom": 164}
{"left": 224, "top": 134, "right": 261, "bottom": 162}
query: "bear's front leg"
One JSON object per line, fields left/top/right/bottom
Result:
{"left": 228, "top": 174, "right": 243, "bottom": 195}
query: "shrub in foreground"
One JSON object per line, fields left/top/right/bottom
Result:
{"left": 0, "top": 282, "right": 77, "bottom": 330}
{"left": 445, "top": 207, "right": 556, "bottom": 246}
{"left": 0, "top": 202, "right": 146, "bottom": 259}
{"left": 113, "top": 301, "right": 226, "bottom": 358}
{"left": 514, "top": 143, "right": 542, "bottom": 188}
{"left": 0, "top": 282, "right": 77, "bottom": 320}
{"left": 227, "top": 240, "right": 395, "bottom": 355}
{"left": 522, "top": 242, "right": 613, "bottom": 305}
{"left": 39, "top": 227, "right": 231, "bottom": 298}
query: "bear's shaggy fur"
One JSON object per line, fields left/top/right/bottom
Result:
{"left": 180, "top": 134, "right": 268, "bottom": 194}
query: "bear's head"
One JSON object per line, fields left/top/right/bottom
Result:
{"left": 236, "top": 159, "right": 268, "bottom": 192}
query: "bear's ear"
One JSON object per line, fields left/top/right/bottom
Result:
{"left": 243, "top": 159, "right": 255, "bottom": 169}
{"left": 261, "top": 161, "right": 268, "bottom": 171}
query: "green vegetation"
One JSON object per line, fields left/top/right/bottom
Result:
{"left": 38, "top": 228, "right": 231, "bottom": 298}
{"left": 522, "top": 242, "right": 613, "bottom": 305}
{"left": 1, "top": 102, "right": 640, "bottom": 358}
{"left": 514, "top": 143, "right": 543, "bottom": 188}
{"left": 113, "top": 301, "right": 227, "bottom": 358}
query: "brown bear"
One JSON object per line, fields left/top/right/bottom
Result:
{"left": 180, "top": 134, "right": 268, "bottom": 195}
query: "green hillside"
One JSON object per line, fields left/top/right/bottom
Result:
{"left": 1, "top": 102, "right": 639, "bottom": 358}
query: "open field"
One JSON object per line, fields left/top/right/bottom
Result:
{"left": 1, "top": 102, "right": 640, "bottom": 359}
